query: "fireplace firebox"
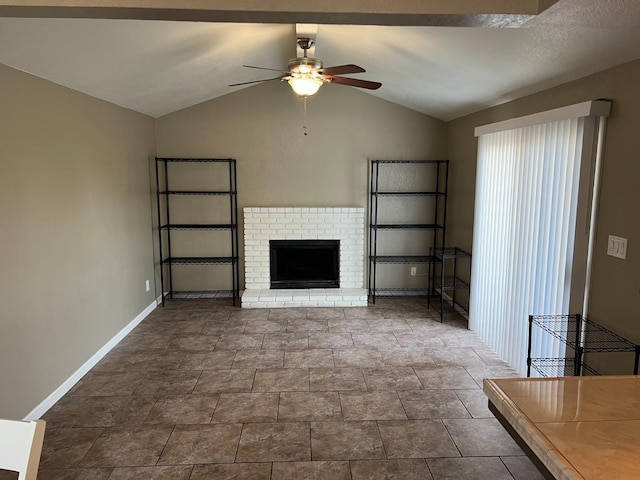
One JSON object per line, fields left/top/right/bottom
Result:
{"left": 270, "top": 240, "right": 339, "bottom": 289}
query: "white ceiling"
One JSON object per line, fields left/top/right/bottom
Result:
{"left": 1, "top": 0, "right": 639, "bottom": 121}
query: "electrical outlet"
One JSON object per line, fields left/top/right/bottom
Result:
{"left": 410, "top": 266, "right": 417, "bottom": 276}
{"left": 145, "top": 280, "right": 150, "bottom": 292}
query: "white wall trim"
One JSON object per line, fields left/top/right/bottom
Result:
{"left": 23, "top": 299, "right": 158, "bottom": 421}
{"left": 474, "top": 100, "right": 611, "bottom": 137}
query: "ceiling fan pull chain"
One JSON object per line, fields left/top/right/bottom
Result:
{"left": 303, "top": 97, "right": 309, "bottom": 136}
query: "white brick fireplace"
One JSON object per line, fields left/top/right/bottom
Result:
{"left": 241, "top": 207, "right": 368, "bottom": 308}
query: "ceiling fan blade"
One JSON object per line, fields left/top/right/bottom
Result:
{"left": 318, "top": 64, "right": 366, "bottom": 76}
{"left": 328, "top": 76, "right": 382, "bottom": 90}
{"left": 242, "top": 65, "right": 288, "bottom": 73}
{"left": 229, "top": 77, "right": 283, "bottom": 87}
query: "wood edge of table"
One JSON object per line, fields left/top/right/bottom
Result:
{"left": 483, "top": 378, "right": 585, "bottom": 480}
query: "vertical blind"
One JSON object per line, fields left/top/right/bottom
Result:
{"left": 470, "top": 117, "right": 586, "bottom": 375}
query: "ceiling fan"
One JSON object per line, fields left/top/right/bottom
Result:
{"left": 229, "top": 37, "right": 382, "bottom": 97}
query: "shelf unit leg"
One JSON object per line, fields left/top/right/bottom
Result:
{"left": 527, "top": 315, "right": 533, "bottom": 377}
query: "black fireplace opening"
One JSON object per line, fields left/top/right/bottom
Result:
{"left": 270, "top": 240, "right": 339, "bottom": 289}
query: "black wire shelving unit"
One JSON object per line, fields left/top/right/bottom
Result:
{"left": 428, "top": 247, "right": 471, "bottom": 323}
{"left": 527, "top": 314, "right": 640, "bottom": 377}
{"left": 368, "top": 160, "right": 449, "bottom": 304}
{"left": 155, "top": 158, "right": 239, "bottom": 306}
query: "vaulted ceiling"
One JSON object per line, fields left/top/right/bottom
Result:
{"left": 1, "top": 0, "right": 639, "bottom": 120}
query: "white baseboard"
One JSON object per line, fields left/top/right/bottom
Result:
{"left": 24, "top": 299, "right": 158, "bottom": 421}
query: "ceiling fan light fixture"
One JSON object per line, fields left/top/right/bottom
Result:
{"left": 288, "top": 75, "right": 324, "bottom": 97}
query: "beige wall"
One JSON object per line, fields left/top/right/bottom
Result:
{"left": 5, "top": 53, "right": 639, "bottom": 416}
{"left": 447, "top": 59, "right": 640, "bottom": 372}
{"left": 156, "top": 80, "right": 447, "bottom": 291}
{"left": 0, "top": 64, "right": 157, "bottom": 418}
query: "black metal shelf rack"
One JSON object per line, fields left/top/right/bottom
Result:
{"left": 368, "top": 159, "right": 448, "bottom": 303}
{"left": 428, "top": 247, "right": 471, "bottom": 323}
{"left": 155, "top": 158, "right": 239, "bottom": 305}
{"left": 527, "top": 314, "right": 640, "bottom": 377}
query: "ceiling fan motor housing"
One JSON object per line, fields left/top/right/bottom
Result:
{"left": 288, "top": 57, "right": 323, "bottom": 75}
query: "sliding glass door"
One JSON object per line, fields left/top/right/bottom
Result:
{"left": 470, "top": 102, "right": 609, "bottom": 375}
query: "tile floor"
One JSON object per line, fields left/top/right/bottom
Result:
{"left": 4, "top": 298, "right": 545, "bottom": 479}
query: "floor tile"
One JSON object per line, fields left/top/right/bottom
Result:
{"left": 365, "top": 318, "right": 412, "bottom": 332}
{"left": 454, "top": 389, "right": 494, "bottom": 418}
{"left": 40, "top": 428, "right": 104, "bottom": 468}
{"left": 398, "top": 390, "right": 471, "bottom": 419}
{"left": 193, "top": 369, "right": 256, "bottom": 394}
{"left": 36, "top": 468, "right": 112, "bottom": 480}
{"left": 343, "top": 307, "right": 383, "bottom": 319}
{"left": 284, "top": 349, "right": 334, "bottom": 368}
{"left": 443, "top": 418, "right": 523, "bottom": 456}
{"left": 268, "top": 308, "right": 307, "bottom": 321}
{"left": 333, "top": 348, "right": 385, "bottom": 368}
{"left": 340, "top": 391, "right": 407, "bottom": 420}
{"left": 378, "top": 420, "right": 460, "bottom": 458}
{"left": 133, "top": 370, "right": 201, "bottom": 395}
{"left": 215, "top": 333, "right": 264, "bottom": 350}
{"left": 472, "top": 346, "right": 512, "bottom": 366}
{"left": 379, "top": 348, "right": 435, "bottom": 368}
{"left": 352, "top": 333, "right": 400, "bottom": 349}
{"left": 309, "top": 368, "right": 367, "bottom": 391}
{"left": 179, "top": 350, "right": 236, "bottom": 370}
{"left": 244, "top": 319, "right": 287, "bottom": 333}
{"left": 362, "top": 367, "right": 423, "bottom": 390}
{"left": 189, "top": 463, "right": 272, "bottom": 480}
{"left": 107, "top": 465, "right": 193, "bottom": 479}
{"left": 413, "top": 366, "right": 479, "bottom": 389}
{"left": 500, "top": 455, "right": 546, "bottom": 480}
{"left": 306, "top": 308, "right": 345, "bottom": 320}
{"left": 253, "top": 368, "right": 309, "bottom": 392}
{"left": 327, "top": 318, "right": 370, "bottom": 333}
{"left": 286, "top": 318, "right": 329, "bottom": 332}
{"left": 158, "top": 424, "right": 242, "bottom": 464}
{"left": 236, "top": 422, "right": 311, "bottom": 462}
{"left": 427, "top": 457, "right": 513, "bottom": 480}
{"left": 144, "top": 394, "right": 219, "bottom": 424}
{"left": 127, "top": 350, "right": 186, "bottom": 371}
{"left": 278, "top": 392, "right": 343, "bottom": 422}
{"left": 168, "top": 334, "right": 218, "bottom": 351}
{"left": 232, "top": 349, "right": 284, "bottom": 368}
{"left": 212, "top": 393, "right": 279, "bottom": 423}
{"left": 464, "top": 364, "right": 519, "bottom": 387}
{"left": 201, "top": 320, "right": 246, "bottom": 335}
{"left": 439, "top": 332, "right": 487, "bottom": 348}
{"left": 44, "top": 396, "right": 156, "bottom": 428}
{"left": 272, "top": 461, "right": 350, "bottom": 480}
{"left": 71, "top": 372, "right": 146, "bottom": 396}
{"left": 37, "top": 298, "right": 517, "bottom": 479}
{"left": 113, "top": 333, "right": 171, "bottom": 353}
{"left": 308, "top": 332, "right": 354, "bottom": 348}
{"left": 311, "top": 421, "right": 385, "bottom": 460}
{"left": 427, "top": 347, "right": 485, "bottom": 368}
{"left": 394, "top": 331, "right": 445, "bottom": 348}
{"left": 230, "top": 309, "right": 270, "bottom": 320}
{"left": 136, "top": 319, "right": 205, "bottom": 335}
{"left": 350, "top": 459, "right": 432, "bottom": 480}
{"left": 80, "top": 426, "right": 173, "bottom": 467}
{"left": 262, "top": 332, "right": 309, "bottom": 349}
{"left": 91, "top": 352, "right": 135, "bottom": 373}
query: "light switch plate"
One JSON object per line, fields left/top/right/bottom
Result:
{"left": 607, "top": 235, "right": 627, "bottom": 259}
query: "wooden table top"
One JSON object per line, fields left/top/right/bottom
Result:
{"left": 484, "top": 375, "right": 640, "bottom": 480}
